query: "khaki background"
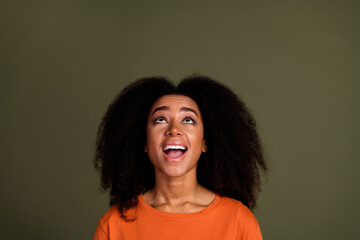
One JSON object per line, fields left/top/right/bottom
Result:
{"left": 1, "top": 0, "right": 359, "bottom": 239}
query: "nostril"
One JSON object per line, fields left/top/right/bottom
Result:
{"left": 166, "top": 127, "right": 182, "bottom": 136}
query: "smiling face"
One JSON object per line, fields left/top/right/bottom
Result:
{"left": 145, "top": 95, "right": 206, "bottom": 178}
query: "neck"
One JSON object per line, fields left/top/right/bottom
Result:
{"left": 150, "top": 169, "right": 200, "bottom": 205}
{"left": 142, "top": 168, "right": 216, "bottom": 213}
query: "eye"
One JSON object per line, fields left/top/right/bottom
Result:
{"left": 154, "top": 117, "right": 167, "bottom": 124}
{"left": 183, "top": 117, "right": 195, "bottom": 124}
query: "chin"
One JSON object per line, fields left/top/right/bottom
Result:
{"left": 158, "top": 165, "right": 196, "bottom": 179}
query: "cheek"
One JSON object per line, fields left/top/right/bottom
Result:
{"left": 189, "top": 129, "right": 205, "bottom": 147}
{"left": 147, "top": 127, "right": 158, "bottom": 140}
{"left": 146, "top": 128, "right": 161, "bottom": 153}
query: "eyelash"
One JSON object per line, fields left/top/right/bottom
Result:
{"left": 183, "top": 117, "right": 196, "bottom": 124}
{"left": 153, "top": 117, "right": 166, "bottom": 124}
{"left": 153, "top": 116, "right": 196, "bottom": 124}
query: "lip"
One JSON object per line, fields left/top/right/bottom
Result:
{"left": 162, "top": 141, "right": 188, "bottom": 162}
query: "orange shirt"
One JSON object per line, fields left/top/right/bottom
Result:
{"left": 93, "top": 195, "right": 263, "bottom": 240}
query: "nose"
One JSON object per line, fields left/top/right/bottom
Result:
{"left": 166, "top": 122, "right": 183, "bottom": 136}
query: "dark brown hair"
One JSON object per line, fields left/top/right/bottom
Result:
{"left": 94, "top": 75, "right": 267, "bottom": 220}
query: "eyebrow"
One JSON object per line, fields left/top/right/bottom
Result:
{"left": 152, "top": 106, "right": 199, "bottom": 117}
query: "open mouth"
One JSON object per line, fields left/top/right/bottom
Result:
{"left": 162, "top": 145, "right": 188, "bottom": 158}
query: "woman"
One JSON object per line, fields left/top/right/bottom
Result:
{"left": 93, "top": 75, "right": 267, "bottom": 239}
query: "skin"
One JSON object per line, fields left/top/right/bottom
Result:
{"left": 143, "top": 95, "right": 215, "bottom": 213}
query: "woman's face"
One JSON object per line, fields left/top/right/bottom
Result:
{"left": 145, "top": 95, "right": 206, "bottom": 178}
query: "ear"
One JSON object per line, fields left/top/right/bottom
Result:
{"left": 202, "top": 140, "right": 207, "bottom": 153}
{"left": 144, "top": 145, "right": 148, "bottom": 153}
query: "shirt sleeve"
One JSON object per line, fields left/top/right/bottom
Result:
{"left": 256, "top": 225, "right": 263, "bottom": 240}
{"left": 242, "top": 221, "right": 263, "bottom": 240}
{"left": 93, "top": 219, "right": 109, "bottom": 240}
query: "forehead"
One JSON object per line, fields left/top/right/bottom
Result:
{"left": 151, "top": 94, "right": 200, "bottom": 111}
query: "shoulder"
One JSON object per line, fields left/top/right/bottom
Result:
{"left": 98, "top": 204, "right": 138, "bottom": 225}
{"left": 218, "top": 196, "right": 255, "bottom": 218}
{"left": 94, "top": 206, "right": 121, "bottom": 235}
{"left": 99, "top": 205, "right": 122, "bottom": 224}
{"left": 93, "top": 205, "right": 138, "bottom": 240}
{"left": 217, "top": 196, "right": 262, "bottom": 237}
{"left": 93, "top": 206, "right": 119, "bottom": 240}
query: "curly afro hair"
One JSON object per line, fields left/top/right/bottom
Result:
{"left": 94, "top": 75, "right": 267, "bottom": 220}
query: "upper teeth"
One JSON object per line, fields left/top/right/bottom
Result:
{"left": 163, "top": 145, "right": 187, "bottom": 151}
